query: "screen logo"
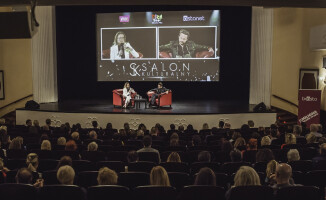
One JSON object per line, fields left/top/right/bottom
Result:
{"left": 183, "top": 15, "right": 205, "bottom": 22}
{"left": 152, "top": 14, "right": 163, "bottom": 24}
{"left": 119, "top": 15, "right": 130, "bottom": 23}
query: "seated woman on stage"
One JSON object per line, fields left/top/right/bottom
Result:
{"left": 123, "top": 82, "right": 136, "bottom": 108}
{"left": 148, "top": 82, "right": 169, "bottom": 107}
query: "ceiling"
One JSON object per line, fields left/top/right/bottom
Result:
{"left": 1, "top": 0, "right": 326, "bottom": 8}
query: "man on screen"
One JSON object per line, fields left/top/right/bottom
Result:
{"left": 148, "top": 82, "right": 169, "bottom": 107}
{"left": 159, "top": 29, "right": 214, "bottom": 58}
{"left": 110, "top": 31, "right": 140, "bottom": 60}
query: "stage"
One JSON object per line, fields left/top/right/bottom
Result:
{"left": 16, "top": 100, "right": 277, "bottom": 130}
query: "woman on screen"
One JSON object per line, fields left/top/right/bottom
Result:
{"left": 110, "top": 31, "right": 139, "bottom": 60}
{"left": 123, "top": 82, "right": 136, "bottom": 108}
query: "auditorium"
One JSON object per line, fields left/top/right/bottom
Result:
{"left": 0, "top": 0, "right": 326, "bottom": 200}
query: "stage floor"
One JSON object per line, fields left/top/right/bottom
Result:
{"left": 17, "top": 99, "right": 265, "bottom": 115}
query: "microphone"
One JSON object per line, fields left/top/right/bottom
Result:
{"left": 118, "top": 43, "right": 125, "bottom": 58}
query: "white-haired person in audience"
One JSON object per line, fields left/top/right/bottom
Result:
{"left": 57, "top": 137, "right": 67, "bottom": 146}
{"left": 57, "top": 165, "right": 75, "bottom": 185}
{"left": 310, "top": 124, "right": 322, "bottom": 138}
{"left": 41, "top": 140, "right": 51, "bottom": 151}
{"left": 281, "top": 133, "right": 296, "bottom": 149}
{"left": 271, "top": 163, "right": 301, "bottom": 192}
{"left": 97, "top": 167, "right": 118, "bottom": 185}
{"left": 71, "top": 131, "right": 82, "bottom": 145}
{"left": 87, "top": 142, "right": 98, "bottom": 151}
{"left": 261, "top": 136, "right": 271, "bottom": 147}
{"left": 225, "top": 166, "right": 261, "bottom": 200}
{"left": 287, "top": 149, "right": 300, "bottom": 162}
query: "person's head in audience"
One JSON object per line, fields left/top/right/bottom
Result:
{"left": 266, "top": 160, "right": 278, "bottom": 177}
{"left": 65, "top": 140, "right": 77, "bottom": 151}
{"left": 16, "top": 168, "right": 33, "bottom": 184}
{"left": 124, "top": 123, "right": 130, "bottom": 132}
{"left": 167, "top": 152, "right": 181, "bottom": 163}
{"left": 42, "top": 125, "right": 50, "bottom": 131}
{"left": 137, "top": 129, "right": 144, "bottom": 138}
{"left": 194, "top": 167, "right": 216, "bottom": 186}
{"left": 57, "top": 156, "right": 73, "bottom": 170}
{"left": 9, "top": 138, "right": 21, "bottom": 150}
{"left": 88, "top": 142, "right": 98, "bottom": 151}
{"left": 0, "top": 118, "right": 5, "bottom": 125}
{"left": 218, "top": 120, "right": 225, "bottom": 129}
{"left": 271, "top": 128, "right": 278, "bottom": 139}
{"left": 319, "top": 143, "right": 326, "bottom": 156}
{"left": 71, "top": 132, "right": 79, "bottom": 141}
{"left": 170, "top": 132, "right": 179, "bottom": 142}
{"left": 39, "top": 134, "right": 49, "bottom": 144}
{"left": 261, "top": 136, "right": 271, "bottom": 146}
{"left": 150, "top": 127, "right": 156, "bottom": 136}
{"left": 41, "top": 140, "right": 51, "bottom": 150}
{"left": 92, "top": 121, "right": 98, "bottom": 129}
{"left": 306, "top": 133, "right": 317, "bottom": 144}
{"left": 178, "top": 125, "right": 184, "bottom": 132}
{"left": 275, "top": 163, "right": 292, "bottom": 185}
{"left": 318, "top": 137, "right": 326, "bottom": 146}
{"left": 45, "top": 119, "right": 51, "bottom": 127}
{"left": 138, "top": 123, "right": 146, "bottom": 131}
{"left": 170, "top": 124, "right": 175, "bottom": 130}
{"left": 234, "top": 137, "right": 246, "bottom": 150}
{"left": 57, "top": 165, "right": 75, "bottom": 185}
{"left": 26, "top": 153, "right": 39, "bottom": 172}
{"left": 150, "top": 166, "right": 170, "bottom": 186}
{"left": 224, "top": 123, "right": 231, "bottom": 129}
{"left": 222, "top": 140, "right": 233, "bottom": 153}
{"left": 317, "top": 124, "right": 323, "bottom": 133}
{"left": 285, "top": 133, "right": 296, "bottom": 145}
{"left": 192, "top": 135, "right": 202, "bottom": 146}
{"left": 89, "top": 130, "right": 98, "bottom": 140}
{"left": 310, "top": 124, "right": 319, "bottom": 133}
{"left": 127, "top": 150, "right": 139, "bottom": 162}
{"left": 256, "top": 148, "right": 274, "bottom": 163}
{"left": 234, "top": 166, "right": 261, "bottom": 186}
{"left": 97, "top": 167, "right": 118, "bottom": 185}
{"left": 202, "top": 123, "right": 209, "bottom": 130}
{"left": 287, "top": 149, "right": 300, "bottom": 162}
{"left": 33, "top": 120, "right": 40, "bottom": 127}
{"left": 198, "top": 151, "right": 211, "bottom": 162}
{"left": 248, "top": 120, "right": 255, "bottom": 128}
{"left": 232, "top": 132, "right": 242, "bottom": 141}
{"left": 26, "top": 119, "right": 32, "bottom": 127}
{"left": 293, "top": 125, "right": 302, "bottom": 136}
{"left": 170, "top": 139, "right": 179, "bottom": 147}
{"left": 186, "top": 124, "right": 194, "bottom": 131}
{"left": 57, "top": 137, "right": 67, "bottom": 146}
{"left": 230, "top": 150, "right": 242, "bottom": 162}
{"left": 16, "top": 136, "right": 24, "bottom": 145}
{"left": 143, "top": 135, "right": 152, "bottom": 148}
{"left": 106, "top": 123, "right": 113, "bottom": 130}
{"left": 247, "top": 138, "right": 258, "bottom": 150}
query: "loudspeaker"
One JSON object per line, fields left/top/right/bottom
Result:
{"left": 253, "top": 102, "right": 267, "bottom": 113}
{"left": 0, "top": 11, "right": 37, "bottom": 39}
{"left": 25, "top": 100, "right": 40, "bottom": 110}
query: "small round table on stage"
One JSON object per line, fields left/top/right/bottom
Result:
{"left": 134, "top": 98, "right": 148, "bottom": 109}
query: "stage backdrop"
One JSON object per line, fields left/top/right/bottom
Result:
{"left": 56, "top": 6, "right": 251, "bottom": 101}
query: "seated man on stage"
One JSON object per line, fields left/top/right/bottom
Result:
{"left": 148, "top": 82, "right": 169, "bottom": 107}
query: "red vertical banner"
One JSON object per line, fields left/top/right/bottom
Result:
{"left": 298, "top": 90, "right": 321, "bottom": 127}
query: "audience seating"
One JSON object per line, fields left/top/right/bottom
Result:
{"left": 77, "top": 171, "right": 98, "bottom": 188}
{"left": 220, "top": 162, "right": 251, "bottom": 175}
{"left": 0, "top": 183, "right": 37, "bottom": 200}
{"left": 38, "top": 185, "right": 87, "bottom": 200}
{"left": 288, "top": 160, "right": 312, "bottom": 173}
{"left": 96, "top": 161, "right": 125, "bottom": 172}
{"left": 6, "top": 149, "right": 27, "bottom": 159}
{"left": 5, "top": 170, "right": 17, "bottom": 183}
{"left": 5, "top": 159, "right": 26, "bottom": 170}
{"left": 228, "top": 186, "right": 274, "bottom": 200}
{"left": 275, "top": 186, "right": 320, "bottom": 200}
{"left": 177, "top": 185, "right": 225, "bottom": 200}
{"left": 128, "top": 161, "right": 157, "bottom": 173}
{"left": 160, "top": 162, "right": 189, "bottom": 173}
{"left": 118, "top": 172, "right": 149, "bottom": 189}
{"left": 168, "top": 172, "right": 190, "bottom": 192}
{"left": 87, "top": 185, "right": 130, "bottom": 200}
{"left": 189, "top": 162, "right": 220, "bottom": 175}
{"left": 134, "top": 186, "right": 177, "bottom": 200}
{"left": 138, "top": 152, "right": 160, "bottom": 163}
{"left": 253, "top": 161, "right": 268, "bottom": 173}
{"left": 43, "top": 170, "right": 60, "bottom": 185}
{"left": 72, "top": 160, "right": 96, "bottom": 172}
{"left": 38, "top": 159, "right": 59, "bottom": 172}
{"left": 81, "top": 151, "right": 106, "bottom": 162}
{"left": 215, "top": 173, "right": 230, "bottom": 190}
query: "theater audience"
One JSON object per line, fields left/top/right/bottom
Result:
{"left": 246, "top": 138, "right": 258, "bottom": 151}
{"left": 16, "top": 168, "right": 43, "bottom": 187}
{"left": 137, "top": 129, "right": 144, "bottom": 139}
{"left": 167, "top": 152, "right": 181, "bottom": 163}
{"left": 271, "top": 163, "right": 300, "bottom": 191}
{"left": 192, "top": 135, "right": 202, "bottom": 146}
{"left": 97, "top": 167, "right": 118, "bottom": 185}
{"left": 248, "top": 120, "right": 255, "bottom": 128}
{"left": 287, "top": 149, "right": 300, "bottom": 162}
{"left": 310, "top": 124, "right": 322, "bottom": 138}
{"left": 306, "top": 133, "right": 317, "bottom": 144}
{"left": 230, "top": 150, "right": 242, "bottom": 162}
{"left": 150, "top": 166, "right": 170, "bottom": 186}
{"left": 65, "top": 140, "right": 78, "bottom": 151}
{"left": 57, "top": 165, "right": 75, "bottom": 185}
{"left": 41, "top": 140, "right": 51, "bottom": 150}
{"left": 127, "top": 150, "right": 139, "bottom": 163}
{"left": 198, "top": 151, "right": 211, "bottom": 162}
{"left": 281, "top": 133, "right": 296, "bottom": 149}
{"left": 265, "top": 160, "right": 278, "bottom": 185}
{"left": 218, "top": 120, "right": 225, "bottom": 129}
{"left": 261, "top": 136, "right": 271, "bottom": 147}
{"left": 234, "top": 137, "right": 246, "bottom": 151}
{"left": 178, "top": 125, "right": 184, "bottom": 133}
{"left": 312, "top": 143, "right": 326, "bottom": 167}
{"left": 9, "top": 138, "right": 21, "bottom": 150}
{"left": 194, "top": 167, "right": 216, "bottom": 186}
{"left": 137, "top": 135, "right": 161, "bottom": 163}
{"left": 256, "top": 148, "right": 274, "bottom": 163}
{"left": 71, "top": 132, "right": 82, "bottom": 145}
{"left": 26, "top": 153, "right": 39, "bottom": 178}
{"left": 293, "top": 125, "right": 303, "bottom": 137}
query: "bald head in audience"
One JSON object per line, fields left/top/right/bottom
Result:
{"left": 275, "top": 163, "right": 292, "bottom": 185}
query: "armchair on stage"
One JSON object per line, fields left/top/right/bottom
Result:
{"left": 147, "top": 90, "right": 172, "bottom": 108}
{"left": 112, "top": 89, "right": 137, "bottom": 108}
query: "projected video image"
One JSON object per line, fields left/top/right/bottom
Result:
{"left": 97, "top": 10, "right": 220, "bottom": 81}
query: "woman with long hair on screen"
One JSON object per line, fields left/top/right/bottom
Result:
{"left": 123, "top": 82, "right": 136, "bottom": 108}
{"left": 110, "top": 31, "right": 139, "bottom": 60}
